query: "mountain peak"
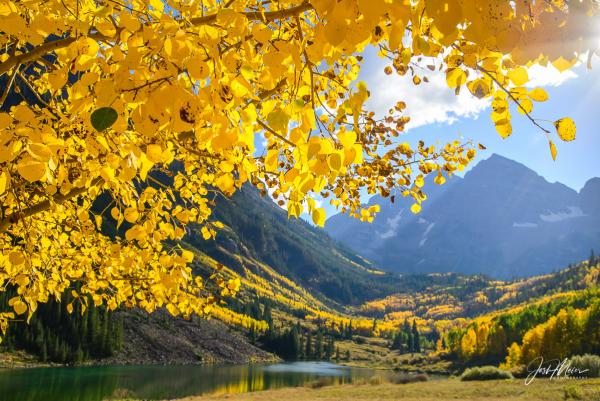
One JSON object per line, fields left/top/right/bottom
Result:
{"left": 326, "top": 152, "right": 593, "bottom": 280}
{"left": 464, "top": 154, "right": 539, "bottom": 184}
{"left": 477, "top": 153, "right": 532, "bottom": 171}
{"left": 580, "top": 177, "right": 600, "bottom": 216}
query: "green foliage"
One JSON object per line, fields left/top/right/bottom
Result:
{"left": 391, "top": 319, "right": 421, "bottom": 354}
{"left": 460, "top": 366, "right": 513, "bottom": 381}
{"left": 90, "top": 107, "right": 118, "bottom": 131}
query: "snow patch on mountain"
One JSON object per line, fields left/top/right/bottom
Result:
{"left": 513, "top": 222, "right": 539, "bottom": 228}
{"left": 539, "top": 206, "right": 585, "bottom": 223}
{"left": 419, "top": 223, "right": 436, "bottom": 247}
{"left": 378, "top": 210, "right": 404, "bottom": 239}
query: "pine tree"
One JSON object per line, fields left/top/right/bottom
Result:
{"left": 411, "top": 320, "right": 421, "bottom": 353}
{"left": 305, "top": 332, "right": 312, "bottom": 360}
{"left": 403, "top": 320, "right": 413, "bottom": 353}
{"left": 315, "top": 331, "right": 323, "bottom": 360}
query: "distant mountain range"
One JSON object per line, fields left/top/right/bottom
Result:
{"left": 326, "top": 154, "right": 600, "bottom": 279}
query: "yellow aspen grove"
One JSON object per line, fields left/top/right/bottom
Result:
{"left": 0, "top": 0, "right": 598, "bottom": 339}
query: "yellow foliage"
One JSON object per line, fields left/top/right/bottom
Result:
{"left": 0, "top": 0, "right": 595, "bottom": 338}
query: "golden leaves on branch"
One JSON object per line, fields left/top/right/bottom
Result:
{"left": 0, "top": 0, "right": 596, "bottom": 336}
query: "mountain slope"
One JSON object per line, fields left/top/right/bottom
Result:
{"left": 187, "top": 186, "right": 403, "bottom": 306}
{"left": 326, "top": 154, "right": 600, "bottom": 279}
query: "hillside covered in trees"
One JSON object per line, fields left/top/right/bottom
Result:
{"left": 2, "top": 236, "right": 597, "bottom": 368}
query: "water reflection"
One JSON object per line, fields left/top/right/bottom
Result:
{"left": 0, "top": 362, "right": 375, "bottom": 401}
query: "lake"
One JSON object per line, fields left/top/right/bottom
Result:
{"left": 0, "top": 362, "right": 386, "bottom": 401}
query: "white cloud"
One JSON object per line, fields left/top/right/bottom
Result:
{"left": 364, "top": 63, "right": 489, "bottom": 130}
{"left": 526, "top": 64, "right": 577, "bottom": 88}
{"left": 362, "top": 59, "right": 577, "bottom": 130}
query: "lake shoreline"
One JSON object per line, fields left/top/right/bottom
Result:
{"left": 168, "top": 377, "right": 600, "bottom": 401}
{"left": 0, "top": 348, "right": 280, "bottom": 370}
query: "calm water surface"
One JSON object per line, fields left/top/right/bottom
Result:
{"left": 0, "top": 362, "right": 383, "bottom": 401}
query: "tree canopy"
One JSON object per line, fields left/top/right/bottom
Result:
{"left": 0, "top": 0, "right": 598, "bottom": 339}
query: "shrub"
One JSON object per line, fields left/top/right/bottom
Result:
{"left": 570, "top": 354, "right": 600, "bottom": 378}
{"left": 390, "top": 373, "right": 429, "bottom": 384}
{"left": 369, "top": 376, "right": 384, "bottom": 385}
{"left": 306, "top": 377, "right": 335, "bottom": 389}
{"left": 508, "top": 365, "right": 528, "bottom": 379}
{"left": 460, "top": 366, "right": 513, "bottom": 381}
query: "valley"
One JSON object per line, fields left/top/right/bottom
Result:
{"left": 1, "top": 156, "right": 598, "bottom": 400}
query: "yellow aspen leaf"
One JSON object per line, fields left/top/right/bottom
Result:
{"left": 516, "top": 98, "right": 533, "bottom": 115}
{"left": 110, "top": 207, "right": 120, "bottom": 220}
{"left": 201, "top": 226, "right": 212, "bottom": 240}
{"left": 138, "top": 154, "right": 154, "bottom": 181}
{"left": 216, "top": 174, "right": 235, "bottom": 194}
{"left": 528, "top": 88, "right": 549, "bottom": 102}
{"left": 66, "top": 303, "right": 74, "bottom": 314}
{"left": 324, "top": 17, "right": 348, "bottom": 46}
{"left": 0, "top": 1, "right": 17, "bottom": 16}
{"left": 338, "top": 130, "right": 357, "bottom": 148}
{"left": 100, "top": 166, "right": 115, "bottom": 182}
{"left": 288, "top": 202, "right": 303, "bottom": 219}
{"left": 124, "top": 207, "right": 139, "bottom": 223}
{"left": 446, "top": 68, "right": 466, "bottom": 88}
{"left": 28, "top": 143, "right": 53, "bottom": 161}
{"left": 13, "top": 300, "right": 27, "bottom": 315}
{"left": 96, "top": 21, "right": 116, "bottom": 37}
{"left": 415, "top": 175, "right": 425, "bottom": 188}
{"left": 0, "top": 171, "right": 8, "bottom": 195}
{"left": 146, "top": 144, "right": 163, "bottom": 163}
{"left": 427, "top": 0, "right": 463, "bottom": 36}
{"left": 149, "top": 0, "right": 163, "bottom": 13}
{"left": 410, "top": 203, "right": 421, "bottom": 214}
{"left": 495, "top": 120, "right": 512, "bottom": 139}
{"left": 312, "top": 207, "right": 326, "bottom": 227}
{"left": 327, "top": 153, "right": 343, "bottom": 171}
{"left": 0, "top": 113, "right": 11, "bottom": 129}
{"left": 549, "top": 140, "right": 557, "bottom": 161}
{"left": 186, "top": 57, "right": 210, "bottom": 80}
{"left": 125, "top": 225, "right": 146, "bottom": 241}
{"left": 554, "top": 118, "right": 576, "bottom": 141}
{"left": 17, "top": 158, "right": 46, "bottom": 182}
{"left": 227, "top": 278, "right": 241, "bottom": 292}
{"left": 266, "top": 109, "right": 290, "bottom": 134}
{"left": 552, "top": 56, "right": 574, "bottom": 72}
{"left": 467, "top": 79, "right": 491, "bottom": 99}
{"left": 166, "top": 303, "right": 180, "bottom": 316}
{"left": 182, "top": 250, "right": 194, "bottom": 262}
{"left": 507, "top": 67, "right": 528, "bottom": 86}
